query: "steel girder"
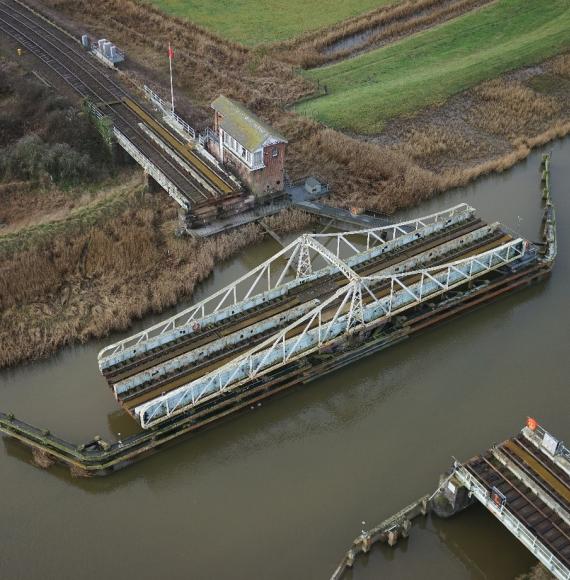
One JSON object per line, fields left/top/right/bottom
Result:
{"left": 136, "top": 237, "right": 528, "bottom": 428}
{"left": 98, "top": 204, "right": 474, "bottom": 371}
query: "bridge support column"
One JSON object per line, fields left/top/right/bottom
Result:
{"left": 31, "top": 448, "right": 56, "bottom": 470}
{"left": 111, "top": 141, "right": 132, "bottom": 166}
{"left": 144, "top": 172, "right": 163, "bottom": 194}
{"left": 431, "top": 474, "right": 474, "bottom": 518}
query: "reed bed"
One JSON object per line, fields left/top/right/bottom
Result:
{"left": 0, "top": 193, "right": 318, "bottom": 368}
{"left": 2, "top": 1, "right": 569, "bottom": 368}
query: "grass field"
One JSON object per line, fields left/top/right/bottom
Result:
{"left": 295, "top": 0, "right": 570, "bottom": 134}
{"left": 145, "top": 0, "right": 394, "bottom": 45}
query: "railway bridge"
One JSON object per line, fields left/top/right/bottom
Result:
{"left": 97, "top": 201, "right": 552, "bottom": 431}
{"left": 445, "top": 422, "right": 570, "bottom": 579}
{"left": 0, "top": 156, "right": 557, "bottom": 476}
{"left": 0, "top": 0, "right": 243, "bottom": 223}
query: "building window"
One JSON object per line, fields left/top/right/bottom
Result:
{"left": 254, "top": 150, "right": 263, "bottom": 166}
{"left": 272, "top": 147, "right": 278, "bottom": 158}
{"left": 241, "top": 146, "right": 246, "bottom": 158}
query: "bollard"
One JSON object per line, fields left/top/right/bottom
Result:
{"left": 400, "top": 519, "right": 412, "bottom": 539}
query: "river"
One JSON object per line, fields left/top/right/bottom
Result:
{"left": 0, "top": 139, "right": 568, "bottom": 580}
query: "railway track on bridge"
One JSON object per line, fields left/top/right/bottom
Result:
{"left": 449, "top": 420, "right": 570, "bottom": 580}
{"left": 103, "top": 217, "right": 485, "bottom": 378}
{"left": 465, "top": 450, "right": 570, "bottom": 567}
{"left": 0, "top": 0, "right": 239, "bottom": 210}
{"left": 107, "top": 217, "right": 509, "bottom": 412}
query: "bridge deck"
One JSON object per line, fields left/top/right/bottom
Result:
{"left": 102, "top": 215, "right": 485, "bottom": 382}
{"left": 455, "top": 425, "right": 570, "bottom": 579}
{"left": 98, "top": 211, "right": 523, "bottom": 418}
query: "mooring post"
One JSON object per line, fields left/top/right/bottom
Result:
{"left": 387, "top": 529, "right": 399, "bottom": 547}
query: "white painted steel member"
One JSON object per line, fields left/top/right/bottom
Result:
{"left": 135, "top": 237, "right": 528, "bottom": 428}
{"left": 98, "top": 204, "right": 475, "bottom": 370}
{"left": 453, "top": 463, "right": 570, "bottom": 580}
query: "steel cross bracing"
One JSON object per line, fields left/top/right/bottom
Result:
{"left": 135, "top": 237, "right": 528, "bottom": 428}
{"left": 453, "top": 464, "right": 570, "bottom": 580}
{"left": 115, "top": 219, "right": 500, "bottom": 395}
{"left": 98, "top": 204, "right": 475, "bottom": 369}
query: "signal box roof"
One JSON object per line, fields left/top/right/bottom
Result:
{"left": 211, "top": 95, "right": 287, "bottom": 152}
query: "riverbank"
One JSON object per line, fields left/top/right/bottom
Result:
{"left": 0, "top": 140, "right": 567, "bottom": 580}
{"left": 0, "top": 197, "right": 313, "bottom": 368}
{"left": 1, "top": 0, "right": 569, "bottom": 370}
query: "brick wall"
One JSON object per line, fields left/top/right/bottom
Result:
{"left": 248, "top": 143, "right": 285, "bottom": 197}
{"left": 208, "top": 139, "right": 285, "bottom": 198}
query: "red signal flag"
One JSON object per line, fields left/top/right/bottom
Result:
{"left": 168, "top": 46, "right": 174, "bottom": 60}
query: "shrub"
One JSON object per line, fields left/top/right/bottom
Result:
{"left": 0, "top": 134, "right": 94, "bottom": 185}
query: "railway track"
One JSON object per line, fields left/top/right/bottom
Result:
{"left": 106, "top": 216, "right": 511, "bottom": 413}
{"left": 102, "top": 215, "right": 487, "bottom": 383}
{"left": 500, "top": 434, "right": 570, "bottom": 509}
{"left": 0, "top": 0, "right": 238, "bottom": 207}
{"left": 458, "top": 425, "right": 570, "bottom": 575}
{"left": 120, "top": 230, "right": 511, "bottom": 412}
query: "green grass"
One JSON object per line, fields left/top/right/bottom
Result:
{"left": 294, "top": 0, "right": 570, "bottom": 134}
{"left": 145, "top": 0, "right": 394, "bottom": 45}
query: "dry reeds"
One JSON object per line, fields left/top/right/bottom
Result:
{"left": 3, "top": 2, "right": 569, "bottom": 370}
{"left": 40, "top": 0, "right": 312, "bottom": 110}
{"left": 550, "top": 53, "right": 570, "bottom": 78}
{"left": 468, "top": 79, "right": 561, "bottom": 139}
{"left": 0, "top": 187, "right": 321, "bottom": 367}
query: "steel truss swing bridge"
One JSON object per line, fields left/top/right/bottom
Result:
{"left": 0, "top": 178, "right": 555, "bottom": 476}
{"left": 97, "top": 203, "right": 541, "bottom": 430}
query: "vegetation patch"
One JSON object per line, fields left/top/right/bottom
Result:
{"left": 295, "top": 0, "right": 570, "bottom": 133}
{"left": 274, "top": 0, "right": 494, "bottom": 69}
{"left": 144, "top": 0, "right": 395, "bottom": 45}
{"left": 0, "top": 62, "right": 111, "bottom": 183}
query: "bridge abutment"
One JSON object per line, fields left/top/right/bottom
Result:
{"left": 431, "top": 474, "right": 474, "bottom": 518}
{"left": 144, "top": 172, "right": 163, "bottom": 194}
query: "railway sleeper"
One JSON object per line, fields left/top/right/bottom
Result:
{"left": 103, "top": 218, "right": 484, "bottom": 376}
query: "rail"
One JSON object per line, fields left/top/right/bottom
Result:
{"left": 83, "top": 101, "right": 190, "bottom": 209}
{"left": 0, "top": 1, "right": 223, "bottom": 209}
{"left": 97, "top": 204, "right": 475, "bottom": 366}
{"left": 453, "top": 463, "right": 570, "bottom": 580}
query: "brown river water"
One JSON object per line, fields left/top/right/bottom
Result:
{"left": 0, "top": 139, "right": 568, "bottom": 580}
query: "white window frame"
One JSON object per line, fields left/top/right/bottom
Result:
{"left": 220, "top": 128, "right": 259, "bottom": 169}
{"left": 253, "top": 149, "right": 263, "bottom": 168}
